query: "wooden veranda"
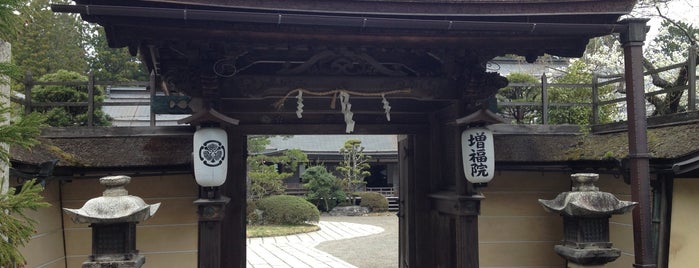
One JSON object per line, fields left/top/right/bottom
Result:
{"left": 53, "top": 0, "right": 654, "bottom": 267}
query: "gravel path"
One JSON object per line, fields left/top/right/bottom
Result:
{"left": 316, "top": 214, "right": 399, "bottom": 268}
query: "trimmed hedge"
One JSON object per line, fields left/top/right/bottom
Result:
{"left": 354, "top": 192, "right": 389, "bottom": 212}
{"left": 257, "top": 195, "right": 320, "bottom": 225}
{"left": 246, "top": 199, "right": 260, "bottom": 225}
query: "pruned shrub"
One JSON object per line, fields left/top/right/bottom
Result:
{"left": 257, "top": 195, "right": 320, "bottom": 225}
{"left": 301, "top": 165, "right": 345, "bottom": 212}
{"left": 354, "top": 192, "right": 388, "bottom": 212}
{"left": 246, "top": 199, "right": 261, "bottom": 225}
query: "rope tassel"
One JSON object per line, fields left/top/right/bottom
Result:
{"left": 382, "top": 94, "right": 391, "bottom": 122}
{"left": 296, "top": 91, "right": 304, "bottom": 118}
{"left": 339, "top": 91, "right": 355, "bottom": 133}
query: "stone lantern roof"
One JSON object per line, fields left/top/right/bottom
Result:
{"left": 538, "top": 173, "right": 636, "bottom": 217}
{"left": 63, "top": 175, "right": 160, "bottom": 224}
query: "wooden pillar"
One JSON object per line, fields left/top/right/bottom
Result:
{"left": 426, "top": 103, "right": 483, "bottom": 268}
{"left": 220, "top": 128, "right": 247, "bottom": 267}
{"left": 592, "top": 73, "right": 600, "bottom": 125}
{"left": 541, "top": 73, "right": 549, "bottom": 125}
{"left": 398, "top": 130, "right": 434, "bottom": 268}
{"left": 196, "top": 194, "right": 230, "bottom": 268}
{"left": 87, "top": 72, "right": 95, "bottom": 126}
{"left": 149, "top": 71, "right": 156, "bottom": 126}
{"left": 619, "top": 18, "right": 656, "bottom": 268}
{"left": 688, "top": 45, "right": 696, "bottom": 111}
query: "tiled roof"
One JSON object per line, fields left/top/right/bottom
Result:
{"left": 102, "top": 87, "right": 187, "bottom": 126}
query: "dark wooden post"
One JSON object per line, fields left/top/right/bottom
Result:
{"left": 541, "top": 73, "right": 549, "bottom": 125}
{"left": 87, "top": 72, "right": 95, "bottom": 126}
{"left": 619, "top": 18, "right": 656, "bottom": 268}
{"left": 688, "top": 45, "right": 696, "bottom": 111}
{"left": 149, "top": 71, "right": 156, "bottom": 126}
{"left": 591, "top": 73, "right": 600, "bottom": 125}
{"left": 23, "top": 71, "right": 32, "bottom": 115}
{"left": 196, "top": 192, "right": 230, "bottom": 268}
{"left": 178, "top": 109, "right": 241, "bottom": 268}
{"left": 220, "top": 128, "right": 247, "bottom": 267}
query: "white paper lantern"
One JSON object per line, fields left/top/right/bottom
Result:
{"left": 461, "top": 128, "right": 495, "bottom": 184}
{"left": 193, "top": 127, "right": 228, "bottom": 187}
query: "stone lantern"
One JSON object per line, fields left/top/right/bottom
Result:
{"left": 539, "top": 173, "right": 636, "bottom": 267}
{"left": 63, "top": 175, "right": 160, "bottom": 268}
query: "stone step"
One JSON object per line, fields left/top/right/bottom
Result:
{"left": 387, "top": 197, "right": 399, "bottom": 212}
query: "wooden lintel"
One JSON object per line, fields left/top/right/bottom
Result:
{"left": 227, "top": 75, "right": 456, "bottom": 100}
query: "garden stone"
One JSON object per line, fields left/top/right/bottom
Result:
{"left": 329, "top": 205, "right": 370, "bottom": 216}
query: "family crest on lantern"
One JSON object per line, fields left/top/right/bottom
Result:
{"left": 455, "top": 109, "right": 506, "bottom": 186}
{"left": 178, "top": 107, "right": 239, "bottom": 190}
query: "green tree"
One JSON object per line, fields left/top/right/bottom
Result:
{"left": 32, "top": 70, "right": 111, "bottom": 126}
{"left": 497, "top": 73, "right": 541, "bottom": 124}
{"left": 1, "top": 179, "right": 50, "bottom": 266}
{"left": 336, "top": 139, "right": 371, "bottom": 204}
{"left": 642, "top": 20, "right": 698, "bottom": 116}
{"left": 247, "top": 146, "right": 308, "bottom": 201}
{"left": 247, "top": 161, "right": 289, "bottom": 201}
{"left": 547, "top": 60, "right": 616, "bottom": 125}
{"left": 301, "top": 165, "right": 345, "bottom": 212}
{"left": 12, "top": 0, "right": 88, "bottom": 78}
{"left": 581, "top": 9, "right": 699, "bottom": 117}
{"left": 86, "top": 27, "right": 148, "bottom": 82}
{"left": 0, "top": 0, "right": 50, "bottom": 259}
{"left": 0, "top": 38, "right": 48, "bottom": 267}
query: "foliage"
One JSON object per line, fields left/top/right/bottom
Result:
{"left": 32, "top": 70, "right": 111, "bottom": 126}
{"left": 354, "top": 191, "right": 388, "bottom": 212}
{"left": 641, "top": 20, "right": 698, "bottom": 116}
{"left": 86, "top": 27, "right": 148, "bottom": 82}
{"left": 256, "top": 195, "right": 320, "bottom": 225}
{"left": 336, "top": 139, "right": 371, "bottom": 205}
{"left": 0, "top": 81, "right": 47, "bottom": 268}
{"left": 547, "top": 60, "right": 616, "bottom": 125}
{"left": 0, "top": 0, "right": 24, "bottom": 41}
{"left": 246, "top": 199, "right": 260, "bottom": 225}
{"left": 496, "top": 72, "right": 541, "bottom": 124}
{"left": 301, "top": 165, "right": 345, "bottom": 212}
{"left": 0, "top": 110, "right": 44, "bottom": 166}
{"left": 580, "top": 12, "right": 699, "bottom": 117}
{"left": 248, "top": 165, "right": 292, "bottom": 200}
{"left": 247, "top": 161, "right": 288, "bottom": 201}
{"left": 247, "top": 138, "right": 308, "bottom": 201}
{"left": 0, "top": 180, "right": 50, "bottom": 266}
{"left": 11, "top": 0, "right": 88, "bottom": 78}
{"left": 12, "top": 0, "right": 147, "bottom": 83}
{"left": 247, "top": 135, "right": 273, "bottom": 154}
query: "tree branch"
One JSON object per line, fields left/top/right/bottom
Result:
{"left": 642, "top": 57, "right": 673, "bottom": 87}
{"left": 655, "top": 6, "right": 698, "bottom": 46}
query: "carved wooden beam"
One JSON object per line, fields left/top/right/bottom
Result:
{"left": 223, "top": 75, "right": 456, "bottom": 100}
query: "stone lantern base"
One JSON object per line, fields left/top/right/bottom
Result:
{"left": 554, "top": 245, "right": 621, "bottom": 265}
{"left": 82, "top": 254, "right": 145, "bottom": 268}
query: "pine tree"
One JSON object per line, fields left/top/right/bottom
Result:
{"left": 86, "top": 27, "right": 148, "bottom": 82}
{"left": 336, "top": 139, "right": 371, "bottom": 205}
{"left": 0, "top": 0, "right": 50, "bottom": 265}
{"left": 11, "top": 0, "right": 88, "bottom": 77}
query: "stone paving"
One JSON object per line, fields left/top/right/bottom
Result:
{"left": 246, "top": 221, "right": 384, "bottom": 268}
